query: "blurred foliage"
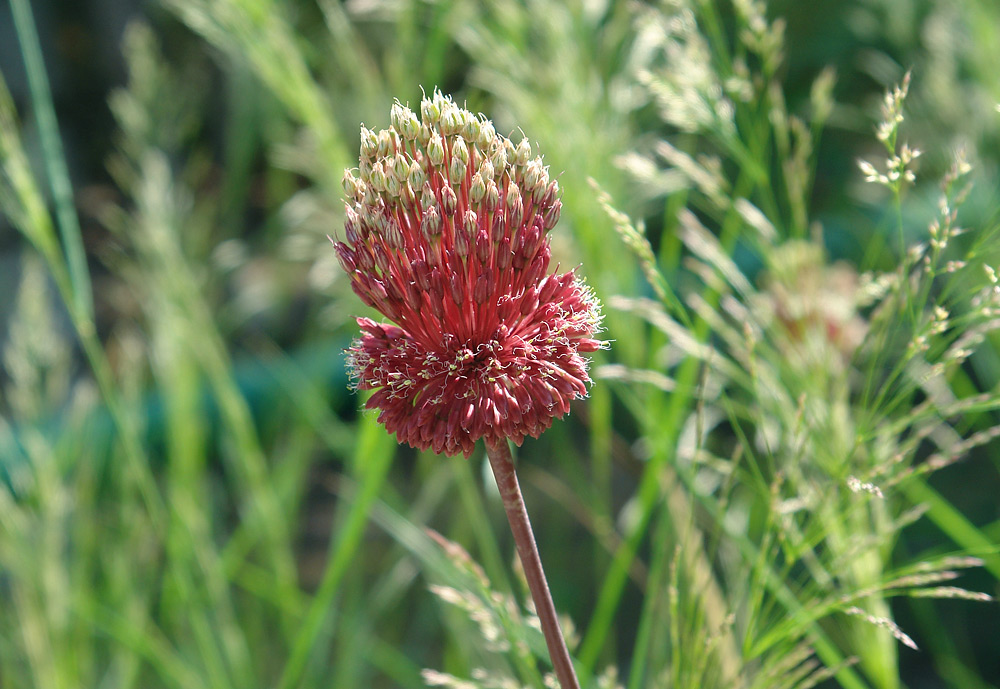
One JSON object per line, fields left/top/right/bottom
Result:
{"left": 0, "top": 1, "right": 998, "bottom": 688}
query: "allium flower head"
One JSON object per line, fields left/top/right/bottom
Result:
{"left": 333, "top": 90, "right": 605, "bottom": 457}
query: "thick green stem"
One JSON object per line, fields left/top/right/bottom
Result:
{"left": 485, "top": 439, "right": 580, "bottom": 689}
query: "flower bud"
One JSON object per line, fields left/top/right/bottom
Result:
{"left": 503, "top": 137, "right": 516, "bottom": 163}
{"left": 520, "top": 286, "right": 540, "bottom": 316}
{"left": 344, "top": 206, "right": 362, "bottom": 243}
{"left": 382, "top": 277, "right": 403, "bottom": 305}
{"left": 418, "top": 123, "right": 432, "bottom": 146}
{"left": 440, "top": 185, "right": 458, "bottom": 216}
{"left": 333, "top": 242, "right": 356, "bottom": 272}
{"left": 463, "top": 210, "right": 478, "bottom": 236}
{"left": 441, "top": 105, "right": 464, "bottom": 136}
{"left": 477, "top": 118, "right": 496, "bottom": 150}
{"left": 372, "top": 244, "right": 392, "bottom": 273}
{"left": 543, "top": 199, "right": 562, "bottom": 231}
{"left": 484, "top": 180, "right": 500, "bottom": 212}
{"left": 452, "top": 137, "right": 470, "bottom": 164}
{"left": 384, "top": 168, "right": 401, "bottom": 198}
{"left": 491, "top": 210, "right": 506, "bottom": 242}
{"left": 404, "top": 278, "right": 422, "bottom": 309}
{"left": 449, "top": 155, "right": 467, "bottom": 186}
{"left": 515, "top": 219, "right": 539, "bottom": 256}
{"left": 454, "top": 220, "right": 472, "bottom": 256}
{"left": 427, "top": 289, "right": 444, "bottom": 320}
{"left": 369, "top": 161, "right": 388, "bottom": 193}
{"left": 420, "top": 184, "right": 436, "bottom": 210}
{"left": 537, "top": 271, "right": 562, "bottom": 303}
{"left": 497, "top": 237, "right": 513, "bottom": 271}
{"left": 541, "top": 179, "right": 560, "bottom": 207}
{"left": 382, "top": 217, "right": 404, "bottom": 249}
{"left": 343, "top": 169, "right": 362, "bottom": 198}
{"left": 421, "top": 93, "right": 442, "bottom": 124}
{"left": 369, "top": 277, "right": 388, "bottom": 302}
{"left": 478, "top": 159, "right": 494, "bottom": 183}
{"left": 408, "top": 161, "right": 426, "bottom": 191}
{"left": 391, "top": 153, "right": 410, "bottom": 183}
{"left": 505, "top": 188, "right": 524, "bottom": 228}
{"left": 522, "top": 159, "right": 544, "bottom": 192}
{"left": 360, "top": 249, "right": 379, "bottom": 276}
{"left": 474, "top": 274, "right": 492, "bottom": 305}
{"left": 470, "top": 172, "right": 487, "bottom": 204}
{"left": 532, "top": 169, "right": 551, "bottom": 202}
{"left": 462, "top": 117, "right": 481, "bottom": 143}
{"left": 475, "top": 227, "right": 491, "bottom": 265}
{"left": 515, "top": 137, "right": 532, "bottom": 166}
{"left": 411, "top": 258, "right": 431, "bottom": 291}
{"left": 428, "top": 133, "right": 446, "bottom": 167}
{"left": 377, "top": 129, "right": 394, "bottom": 158}
{"left": 359, "top": 199, "right": 378, "bottom": 225}
{"left": 360, "top": 126, "right": 378, "bottom": 160}
{"left": 421, "top": 205, "right": 442, "bottom": 239}
{"left": 391, "top": 101, "right": 420, "bottom": 140}
{"left": 429, "top": 267, "right": 445, "bottom": 300}
{"left": 449, "top": 272, "right": 464, "bottom": 306}
{"left": 488, "top": 145, "right": 507, "bottom": 174}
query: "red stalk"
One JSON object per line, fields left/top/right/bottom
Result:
{"left": 485, "top": 439, "right": 581, "bottom": 689}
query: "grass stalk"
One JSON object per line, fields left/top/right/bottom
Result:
{"left": 277, "top": 415, "right": 396, "bottom": 689}
{"left": 9, "top": 0, "right": 93, "bottom": 321}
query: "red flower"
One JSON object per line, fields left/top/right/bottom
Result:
{"left": 334, "top": 91, "right": 605, "bottom": 457}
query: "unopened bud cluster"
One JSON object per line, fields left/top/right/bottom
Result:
{"left": 334, "top": 90, "right": 604, "bottom": 457}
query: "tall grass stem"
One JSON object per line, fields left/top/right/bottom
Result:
{"left": 10, "top": 0, "right": 93, "bottom": 322}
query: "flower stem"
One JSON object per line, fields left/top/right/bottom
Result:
{"left": 485, "top": 439, "right": 581, "bottom": 689}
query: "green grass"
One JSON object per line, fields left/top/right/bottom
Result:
{"left": 1, "top": 1, "right": 999, "bottom": 688}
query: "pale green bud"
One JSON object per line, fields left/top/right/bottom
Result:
{"left": 505, "top": 185, "right": 523, "bottom": 226}
{"left": 489, "top": 145, "right": 507, "bottom": 174}
{"left": 522, "top": 159, "right": 544, "bottom": 191}
{"left": 477, "top": 118, "right": 496, "bottom": 150}
{"left": 449, "top": 154, "right": 467, "bottom": 184}
{"left": 505, "top": 182, "right": 521, "bottom": 209}
{"left": 376, "top": 129, "right": 394, "bottom": 158}
{"left": 515, "top": 137, "right": 532, "bottom": 166}
{"left": 391, "top": 101, "right": 420, "bottom": 140}
{"left": 452, "top": 137, "right": 470, "bottom": 164}
{"left": 503, "top": 137, "right": 516, "bottom": 165}
{"left": 484, "top": 180, "right": 500, "bottom": 212}
{"left": 441, "top": 104, "right": 464, "bottom": 136}
{"left": 391, "top": 153, "right": 409, "bottom": 183}
{"left": 463, "top": 117, "right": 481, "bottom": 144}
{"left": 342, "top": 169, "right": 362, "bottom": 198}
{"left": 420, "top": 184, "right": 436, "bottom": 210}
{"left": 478, "top": 159, "right": 494, "bottom": 182}
{"left": 384, "top": 167, "right": 401, "bottom": 198}
{"left": 531, "top": 165, "right": 551, "bottom": 201}
{"left": 418, "top": 123, "right": 432, "bottom": 146}
{"left": 428, "top": 133, "right": 446, "bottom": 167}
{"left": 360, "top": 126, "right": 378, "bottom": 160}
{"left": 421, "top": 93, "right": 442, "bottom": 124}
{"left": 369, "top": 161, "right": 388, "bottom": 192}
{"left": 408, "top": 161, "right": 426, "bottom": 190}
{"left": 470, "top": 172, "right": 487, "bottom": 204}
